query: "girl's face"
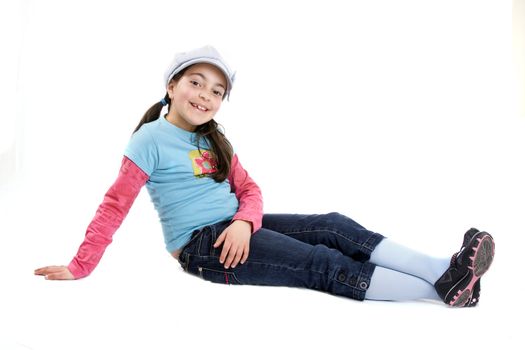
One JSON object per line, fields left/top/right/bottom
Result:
{"left": 166, "top": 63, "right": 227, "bottom": 132}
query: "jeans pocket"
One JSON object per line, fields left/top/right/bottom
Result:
{"left": 198, "top": 266, "right": 242, "bottom": 285}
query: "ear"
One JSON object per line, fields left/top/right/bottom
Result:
{"left": 167, "top": 80, "right": 177, "bottom": 99}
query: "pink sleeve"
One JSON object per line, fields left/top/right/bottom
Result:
{"left": 227, "top": 154, "right": 264, "bottom": 233}
{"left": 67, "top": 156, "right": 149, "bottom": 279}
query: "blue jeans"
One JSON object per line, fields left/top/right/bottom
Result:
{"left": 177, "top": 212, "right": 384, "bottom": 300}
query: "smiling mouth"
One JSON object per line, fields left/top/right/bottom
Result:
{"left": 190, "top": 102, "right": 209, "bottom": 112}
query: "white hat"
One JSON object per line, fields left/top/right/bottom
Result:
{"left": 164, "top": 45, "right": 236, "bottom": 100}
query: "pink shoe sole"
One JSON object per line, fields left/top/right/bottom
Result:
{"left": 448, "top": 234, "right": 495, "bottom": 307}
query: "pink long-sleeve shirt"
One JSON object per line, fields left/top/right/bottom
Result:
{"left": 68, "top": 154, "right": 263, "bottom": 279}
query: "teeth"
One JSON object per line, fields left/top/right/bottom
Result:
{"left": 191, "top": 103, "right": 207, "bottom": 111}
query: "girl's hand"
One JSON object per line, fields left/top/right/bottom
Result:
{"left": 34, "top": 265, "right": 75, "bottom": 280}
{"left": 213, "top": 220, "right": 252, "bottom": 269}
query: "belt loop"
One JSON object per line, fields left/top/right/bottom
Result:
{"left": 210, "top": 224, "right": 217, "bottom": 257}
{"left": 196, "top": 229, "right": 204, "bottom": 255}
{"left": 213, "top": 224, "right": 219, "bottom": 241}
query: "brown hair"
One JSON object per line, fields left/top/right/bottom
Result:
{"left": 133, "top": 69, "right": 233, "bottom": 182}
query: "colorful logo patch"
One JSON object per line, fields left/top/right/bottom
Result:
{"left": 189, "top": 149, "right": 218, "bottom": 177}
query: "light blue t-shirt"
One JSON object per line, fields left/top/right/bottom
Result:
{"left": 124, "top": 116, "right": 239, "bottom": 253}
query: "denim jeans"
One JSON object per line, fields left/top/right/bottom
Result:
{"left": 177, "top": 212, "right": 384, "bottom": 300}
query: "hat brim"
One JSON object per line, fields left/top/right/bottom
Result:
{"left": 165, "top": 57, "right": 234, "bottom": 100}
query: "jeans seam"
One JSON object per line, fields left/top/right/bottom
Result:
{"left": 197, "top": 231, "right": 204, "bottom": 256}
{"left": 285, "top": 228, "right": 369, "bottom": 252}
{"left": 362, "top": 232, "right": 384, "bottom": 252}
{"left": 354, "top": 262, "right": 375, "bottom": 299}
{"left": 193, "top": 256, "right": 365, "bottom": 296}
{"left": 195, "top": 255, "right": 327, "bottom": 276}
{"left": 199, "top": 266, "right": 242, "bottom": 284}
{"left": 253, "top": 261, "right": 362, "bottom": 292}
{"left": 210, "top": 225, "right": 217, "bottom": 257}
{"left": 243, "top": 259, "right": 326, "bottom": 276}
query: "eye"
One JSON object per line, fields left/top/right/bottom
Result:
{"left": 190, "top": 80, "right": 201, "bottom": 87}
{"left": 213, "top": 90, "right": 224, "bottom": 97}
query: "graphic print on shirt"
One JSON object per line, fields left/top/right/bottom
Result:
{"left": 189, "top": 149, "right": 218, "bottom": 177}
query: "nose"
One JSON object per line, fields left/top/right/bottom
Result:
{"left": 199, "top": 92, "right": 210, "bottom": 101}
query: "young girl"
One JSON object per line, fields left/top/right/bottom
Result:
{"left": 34, "top": 45, "right": 495, "bottom": 307}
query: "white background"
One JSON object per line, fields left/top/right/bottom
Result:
{"left": 1, "top": 0, "right": 524, "bottom": 349}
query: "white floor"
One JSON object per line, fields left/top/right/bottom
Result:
{"left": 1, "top": 170, "right": 523, "bottom": 350}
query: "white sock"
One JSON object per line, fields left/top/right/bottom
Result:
{"left": 369, "top": 238, "right": 450, "bottom": 285}
{"left": 366, "top": 266, "right": 441, "bottom": 301}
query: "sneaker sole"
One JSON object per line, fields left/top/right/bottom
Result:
{"left": 448, "top": 233, "right": 495, "bottom": 307}
{"left": 466, "top": 280, "right": 480, "bottom": 307}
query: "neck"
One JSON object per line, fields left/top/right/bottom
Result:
{"left": 165, "top": 112, "right": 196, "bottom": 132}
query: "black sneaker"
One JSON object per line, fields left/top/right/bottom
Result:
{"left": 458, "top": 228, "right": 481, "bottom": 307}
{"left": 434, "top": 228, "right": 495, "bottom": 307}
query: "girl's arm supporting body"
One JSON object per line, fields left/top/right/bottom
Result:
{"left": 35, "top": 153, "right": 262, "bottom": 279}
{"left": 35, "top": 156, "right": 148, "bottom": 280}
{"left": 67, "top": 156, "right": 149, "bottom": 278}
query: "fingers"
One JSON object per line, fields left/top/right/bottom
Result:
{"left": 34, "top": 266, "right": 74, "bottom": 280}
{"left": 215, "top": 226, "right": 251, "bottom": 269}
{"left": 213, "top": 231, "right": 226, "bottom": 248}
{"left": 45, "top": 271, "right": 73, "bottom": 280}
{"left": 219, "top": 240, "right": 231, "bottom": 266}
{"left": 34, "top": 266, "right": 65, "bottom": 275}
{"left": 241, "top": 245, "right": 250, "bottom": 264}
{"left": 224, "top": 246, "right": 239, "bottom": 269}
{"left": 222, "top": 243, "right": 250, "bottom": 269}
{"left": 229, "top": 248, "right": 244, "bottom": 269}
